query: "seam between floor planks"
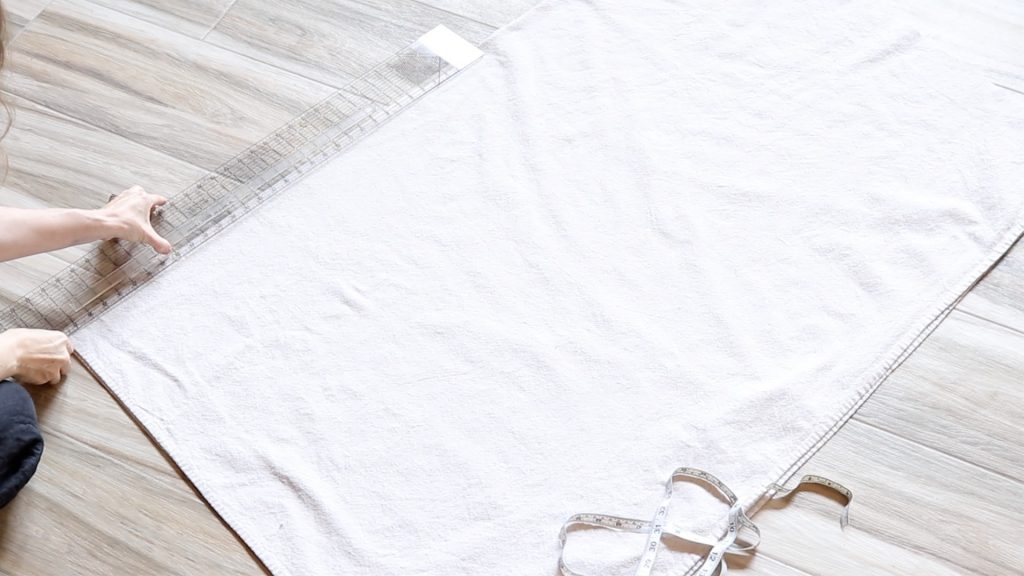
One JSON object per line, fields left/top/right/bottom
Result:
{"left": 196, "top": 24, "right": 358, "bottom": 90}
{"left": 201, "top": 0, "right": 240, "bottom": 39}
{"left": 0, "top": 87, "right": 212, "bottom": 193}
{"left": 43, "top": 0, "right": 351, "bottom": 108}
{"left": 853, "top": 307, "right": 1024, "bottom": 487}
{"left": 200, "top": 0, "right": 496, "bottom": 90}
{"left": 843, "top": 417, "right": 1022, "bottom": 575}
{"left": 40, "top": 422, "right": 183, "bottom": 484}
{"left": 957, "top": 307, "right": 1024, "bottom": 340}
{"left": 1, "top": 1, "right": 1021, "bottom": 575}
{"left": 767, "top": 421, "right": 1009, "bottom": 576}
{"left": 852, "top": 415, "right": 1024, "bottom": 487}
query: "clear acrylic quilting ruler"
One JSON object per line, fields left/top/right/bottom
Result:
{"left": 0, "top": 25, "right": 482, "bottom": 334}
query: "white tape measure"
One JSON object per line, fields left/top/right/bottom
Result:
{"left": 559, "top": 467, "right": 851, "bottom": 576}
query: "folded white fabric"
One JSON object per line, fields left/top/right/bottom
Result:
{"left": 74, "top": 1, "right": 1024, "bottom": 574}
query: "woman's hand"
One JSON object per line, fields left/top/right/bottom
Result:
{"left": 100, "top": 186, "right": 172, "bottom": 254}
{"left": 0, "top": 185, "right": 173, "bottom": 262}
{"left": 0, "top": 329, "right": 74, "bottom": 385}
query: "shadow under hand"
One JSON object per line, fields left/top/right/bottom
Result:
{"left": 26, "top": 382, "right": 60, "bottom": 420}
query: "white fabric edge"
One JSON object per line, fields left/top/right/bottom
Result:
{"left": 736, "top": 212, "right": 1024, "bottom": 537}
{"left": 76, "top": 200, "right": 1024, "bottom": 576}
{"left": 71, "top": 0, "right": 1024, "bottom": 571}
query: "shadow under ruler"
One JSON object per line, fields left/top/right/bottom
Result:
{"left": 0, "top": 26, "right": 482, "bottom": 335}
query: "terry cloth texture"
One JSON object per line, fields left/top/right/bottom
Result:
{"left": 73, "top": 0, "right": 1024, "bottom": 574}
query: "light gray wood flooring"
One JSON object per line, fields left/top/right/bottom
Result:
{"left": 0, "top": 0, "right": 1021, "bottom": 573}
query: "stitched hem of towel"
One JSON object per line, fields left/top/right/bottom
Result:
{"left": 687, "top": 210, "right": 1024, "bottom": 576}
{"left": 64, "top": 5, "right": 571, "bottom": 572}
{"left": 75, "top": 352, "right": 287, "bottom": 576}
{"left": 80, "top": 210, "right": 1024, "bottom": 576}
{"left": 72, "top": 2, "right": 1024, "bottom": 571}
{"left": 77, "top": 213, "right": 1024, "bottom": 576}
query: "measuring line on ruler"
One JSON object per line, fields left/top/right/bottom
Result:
{"left": 0, "top": 25, "right": 483, "bottom": 335}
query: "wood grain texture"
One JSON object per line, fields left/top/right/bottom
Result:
{"left": 727, "top": 554, "right": 812, "bottom": 576}
{"left": 856, "top": 310, "right": 1024, "bottom": 483}
{"left": 206, "top": 0, "right": 494, "bottom": 87}
{"left": 0, "top": 364, "right": 262, "bottom": 575}
{"left": 0, "top": 0, "right": 1022, "bottom": 574}
{"left": 2, "top": 0, "right": 51, "bottom": 37}
{"left": 5, "top": 0, "right": 335, "bottom": 170}
{"left": 744, "top": 420, "right": 1023, "bottom": 575}
{"left": 84, "top": 0, "right": 235, "bottom": 38}
{"left": 0, "top": 252, "right": 73, "bottom": 307}
{"left": 737, "top": 302, "right": 1024, "bottom": 574}
{"left": 0, "top": 94, "right": 206, "bottom": 209}
{"left": 959, "top": 241, "right": 1024, "bottom": 333}
{"left": 412, "top": 0, "right": 537, "bottom": 28}
{"left": 0, "top": 92, "right": 206, "bottom": 306}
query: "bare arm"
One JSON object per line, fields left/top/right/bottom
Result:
{"left": 0, "top": 208, "right": 121, "bottom": 261}
{"left": 0, "top": 186, "right": 171, "bottom": 385}
{"left": 0, "top": 186, "right": 172, "bottom": 263}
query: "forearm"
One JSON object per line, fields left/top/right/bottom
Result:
{"left": 0, "top": 207, "right": 124, "bottom": 262}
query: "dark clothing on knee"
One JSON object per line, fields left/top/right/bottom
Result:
{"left": 0, "top": 379, "right": 43, "bottom": 508}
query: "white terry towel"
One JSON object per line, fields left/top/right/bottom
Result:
{"left": 74, "top": 0, "right": 1024, "bottom": 574}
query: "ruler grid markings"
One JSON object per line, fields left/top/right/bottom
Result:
{"left": 0, "top": 29, "right": 481, "bottom": 335}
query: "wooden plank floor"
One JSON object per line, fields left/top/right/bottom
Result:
{"left": 0, "top": 1, "right": 1021, "bottom": 574}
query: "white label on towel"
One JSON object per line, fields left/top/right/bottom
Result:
{"left": 416, "top": 25, "right": 483, "bottom": 69}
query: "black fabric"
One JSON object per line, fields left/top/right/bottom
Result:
{"left": 0, "top": 379, "right": 43, "bottom": 509}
